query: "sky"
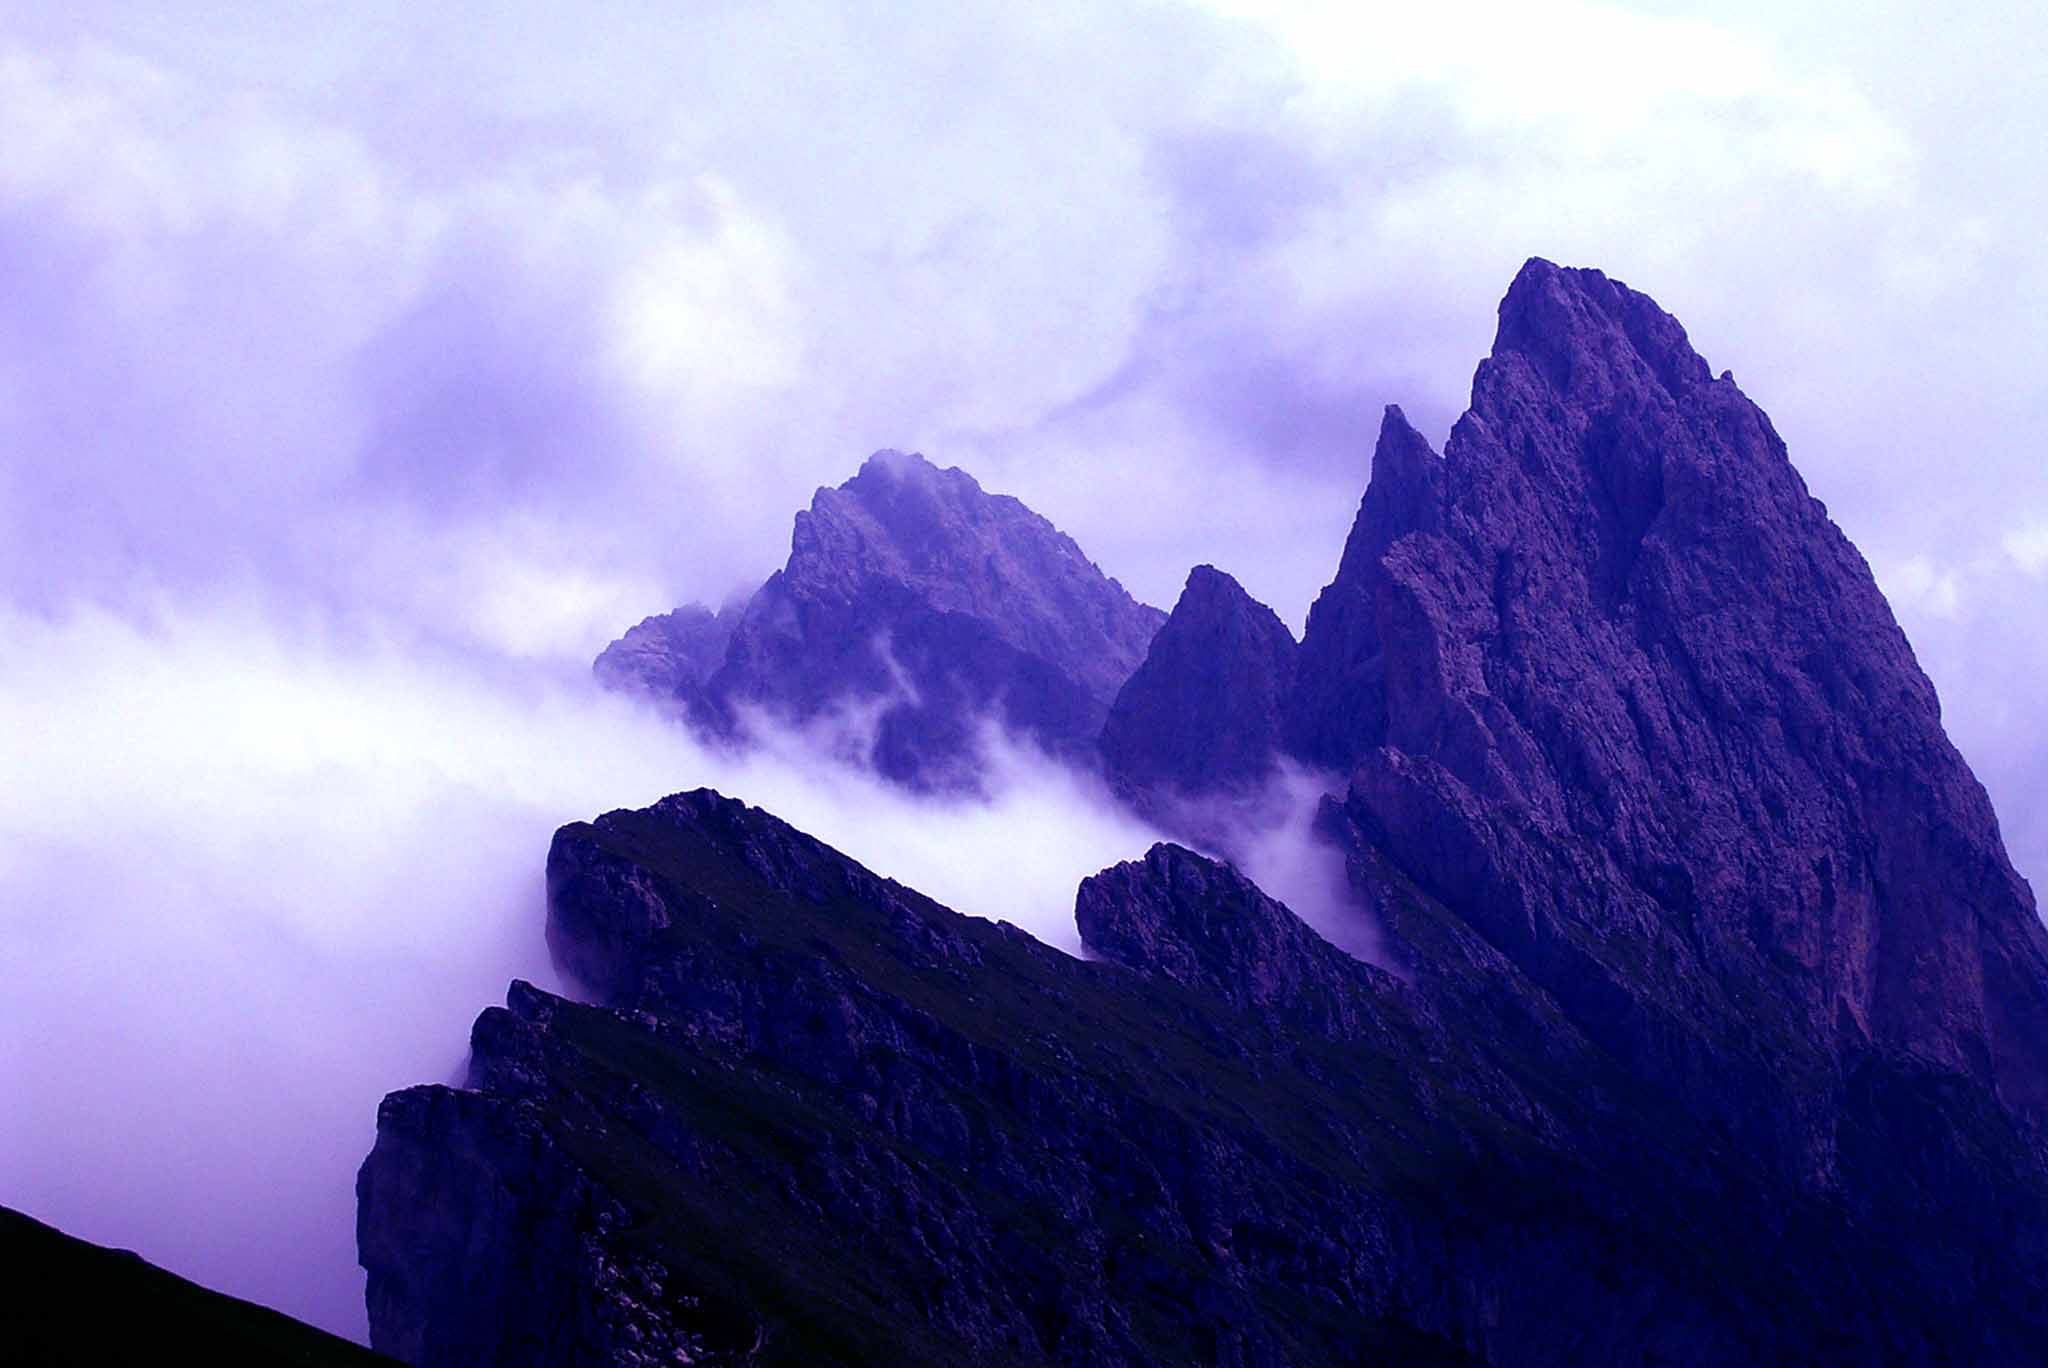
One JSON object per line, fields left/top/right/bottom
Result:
{"left": 1, "top": 0, "right": 2044, "bottom": 1343}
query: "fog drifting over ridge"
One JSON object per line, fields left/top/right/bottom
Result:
{"left": 2, "top": 0, "right": 2045, "bottom": 1346}
{"left": 0, "top": 597, "right": 1180, "bottom": 1338}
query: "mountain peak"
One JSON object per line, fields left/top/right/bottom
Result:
{"left": 1100, "top": 563, "right": 1296, "bottom": 803}
{"left": 597, "top": 449, "right": 1164, "bottom": 789}
{"left": 1489, "top": 257, "right": 1713, "bottom": 402}
{"left": 844, "top": 448, "right": 982, "bottom": 501}
{"left": 1303, "top": 257, "right": 2048, "bottom": 1126}
{"left": 1179, "top": 562, "right": 1244, "bottom": 602}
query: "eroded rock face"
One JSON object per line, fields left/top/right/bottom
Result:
{"left": 597, "top": 450, "right": 1164, "bottom": 788}
{"left": 1099, "top": 566, "right": 1298, "bottom": 805}
{"left": 592, "top": 604, "right": 738, "bottom": 718}
{"left": 1285, "top": 404, "right": 1441, "bottom": 776}
{"left": 1076, "top": 842, "right": 1384, "bottom": 1036}
{"left": 1294, "top": 260, "right": 2048, "bottom": 1148}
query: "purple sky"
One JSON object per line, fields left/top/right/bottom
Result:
{"left": 2, "top": 0, "right": 2044, "bottom": 1343}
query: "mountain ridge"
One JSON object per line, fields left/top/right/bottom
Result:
{"left": 362, "top": 258, "right": 2048, "bottom": 1365}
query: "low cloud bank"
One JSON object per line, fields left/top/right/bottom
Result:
{"left": 0, "top": 597, "right": 1168, "bottom": 1340}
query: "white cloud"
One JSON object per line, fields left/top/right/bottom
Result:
{"left": 1883, "top": 553, "right": 1965, "bottom": 621}
{"left": 0, "top": 595, "right": 1163, "bottom": 1336}
{"left": 2006, "top": 519, "right": 2048, "bottom": 577}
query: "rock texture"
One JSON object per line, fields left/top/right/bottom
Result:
{"left": 1297, "top": 259, "right": 2048, "bottom": 1132}
{"left": 360, "top": 788, "right": 2041, "bottom": 1365}
{"left": 592, "top": 604, "right": 738, "bottom": 720}
{"left": 1, "top": 1203, "right": 394, "bottom": 1366}
{"left": 363, "top": 260, "right": 2048, "bottom": 1365}
{"left": 1284, "top": 404, "right": 1441, "bottom": 775}
{"left": 597, "top": 450, "right": 1164, "bottom": 788}
{"left": 1099, "top": 565, "right": 1298, "bottom": 804}
{"left": 1076, "top": 843, "right": 1380, "bottom": 1036}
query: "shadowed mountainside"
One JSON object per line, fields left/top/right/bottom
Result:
{"left": 1099, "top": 564, "right": 1299, "bottom": 807}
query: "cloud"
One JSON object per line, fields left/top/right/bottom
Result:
{"left": 1881, "top": 553, "right": 1966, "bottom": 621}
{"left": 0, "top": 595, "right": 1164, "bottom": 1337}
{"left": 2006, "top": 519, "right": 2048, "bottom": 577}
{"left": 5, "top": 5, "right": 2038, "bottom": 631}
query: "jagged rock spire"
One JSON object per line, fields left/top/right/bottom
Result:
{"left": 1304, "top": 257, "right": 2048, "bottom": 1125}
{"left": 1099, "top": 564, "right": 1298, "bottom": 801}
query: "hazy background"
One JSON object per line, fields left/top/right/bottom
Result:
{"left": 1, "top": 0, "right": 2042, "bottom": 1342}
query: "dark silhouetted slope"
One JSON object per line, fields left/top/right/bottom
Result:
{"left": 360, "top": 787, "right": 2040, "bottom": 1364}
{"left": 1, "top": 1204, "right": 394, "bottom": 1366}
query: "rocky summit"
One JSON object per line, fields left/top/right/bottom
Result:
{"left": 597, "top": 449, "right": 1165, "bottom": 789}
{"left": 593, "top": 604, "right": 740, "bottom": 721}
{"left": 362, "top": 260, "right": 2048, "bottom": 1365}
{"left": 1099, "top": 565, "right": 1300, "bottom": 810}
{"left": 1296, "top": 259, "right": 2048, "bottom": 1145}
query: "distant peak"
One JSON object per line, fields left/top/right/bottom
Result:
{"left": 850, "top": 448, "right": 980, "bottom": 489}
{"left": 1374, "top": 404, "right": 1436, "bottom": 466}
{"left": 1182, "top": 563, "right": 1245, "bottom": 597}
{"left": 857, "top": 448, "right": 932, "bottom": 478}
{"left": 1490, "top": 258, "right": 1711, "bottom": 399}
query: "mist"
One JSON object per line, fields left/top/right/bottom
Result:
{"left": 0, "top": 595, "right": 1166, "bottom": 1338}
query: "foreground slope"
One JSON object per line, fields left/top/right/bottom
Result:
{"left": 362, "top": 790, "right": 2038, "bottom": 1364}
{"left": 1, "top": 1204, "right": 394, "bottom": 1366}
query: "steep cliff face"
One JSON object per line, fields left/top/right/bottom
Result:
{"left": 1291, "top": 260, "right": 2048, "bottom": 1150}
{"left": 1099, "top": 565, "right": 1298, "bottom": 805}
{"left": 1286, "top": 404, "right": 1441, "bottom": 776}
{"left": 597, "top": 450, "right": 1164, "bottom": 788}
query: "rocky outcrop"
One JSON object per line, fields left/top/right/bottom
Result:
{"left": 2, "top": 1204, "right": 394, "bottom": 1366}
{"left": 1285, "top": 405, "right": 1441, "bottom": 775}
{"left": 597, "top": 451, "right": 1164, "bottom": 788}
{"left": 592, "top": 604, "right": 737, "bottom": 717}
{"left": 1076, "top": 842, "right": 1385, "bottom": 1036}
{"left": 365, "top": 792, "right": 1490, "bottom": 1365}
{"left": 1099, "top": 566, "right": 1297, "bottom": 805}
